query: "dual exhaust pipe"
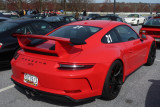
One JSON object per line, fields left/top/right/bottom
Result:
{"left": 25, "top": 89, "right": 37, "bottom": 97}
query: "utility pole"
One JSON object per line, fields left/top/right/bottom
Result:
{"left": 18, "top": 0, "right": 22, "bottom": 11}
{"left": 39, "top": 0, "right": 42, "bottom": 12}
{"left": 64, "top": 0, "right": 66, "bottom": 15}
{"left": 5, "top": 1, "right": 7, "bottom": 11}
{"left": 149, "top": 3, "right": 152, "bottom": 15}
{"left": 113, "top": 0, "right": 116, "bottom": 14}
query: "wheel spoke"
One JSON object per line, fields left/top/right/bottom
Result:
{"left": 114, "top": 66, "right": 122, "bottom": 77}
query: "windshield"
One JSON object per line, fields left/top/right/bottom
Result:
{"left": 127, "top": 14, "right": 139, "bottom": 18}
{"left": 44, "top": 16, "right": 63, "bottom": 22}
{"left": 144, "top": 18, "right": 160, "bottom": 26}
{"left": 48, "top": 25, "right": 101, "bottom": 41}
{"left": 0, "top": 22, "right": 18, "bottom": 33}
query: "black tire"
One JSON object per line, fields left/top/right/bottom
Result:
{"left": 101, "top": 60, "right": 123, "bottom": 100}
{"left": 137, "top": 20, "right": 139, "bottom": 26}
{"left": 145, "top": 42, "right": 156, "bottom": 66}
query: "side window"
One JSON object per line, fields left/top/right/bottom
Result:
{"left": 102, "top": 29, "right": 120, "bottom": 43}
{"left": 115, "top": 25, "right": 139, "bottom": 42}
{"left": 116, "top": 18, "right": 123, "bottom": 22}
{"left": 65, "top": 17, "right": 70, "bottom": 22}
{"left": 69, "top": 17, "right": 77, "bottom": 22}
{"left": 31, "top": 22, "right": 54, "bottom": 35}
{"left": 16, "top": 25, "right": 35, "bottom": 34}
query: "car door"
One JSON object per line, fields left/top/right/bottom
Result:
{"left": 101, "top": 28, "right": 130, "bottom": 74}
{"left": 115, "top": 25, "right": 147, "bottom": 75}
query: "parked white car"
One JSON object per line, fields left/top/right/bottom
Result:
{"left": 124, "top": 14, "right": 146, "bottom": 26}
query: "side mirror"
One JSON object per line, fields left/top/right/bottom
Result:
{"left": 70, "top": 38, "right": 86, "bottom": 45}
{"left": 140, "top": 34, "right": 147, "bottom": 41}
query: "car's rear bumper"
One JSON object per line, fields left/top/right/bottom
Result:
{"left": 0, "top": 48, "right": 16, "bottom": 67}
{"left": 11, "top": 76, "right": 100, "bottom": 102}
{"left": 11, "top": 54, "right": 110, "bottom": 101}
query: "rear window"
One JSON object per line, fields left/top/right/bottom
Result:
{"left": 96, "top": 17, "right": 111, "bottom": 20}
{"left": 144, "top": 18, "right": 160, "bottom": 26}
{"left": 48, "top": 25, "right": 101, "bottom": 41}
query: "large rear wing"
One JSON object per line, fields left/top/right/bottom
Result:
{"left": 12, "top": 33, "right": 85, "bottom": 56}
{"left": 12, "top": 33, "right": 72, "bottom": 56}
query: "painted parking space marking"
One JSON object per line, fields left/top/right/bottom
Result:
{"left": 155, "top": 59, "right": 160, "bottom": 62}
{"left": 0, "top": 84, "right": 15, "bottom": 93}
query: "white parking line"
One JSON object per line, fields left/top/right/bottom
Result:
{"left": 0, "top": 85, "right": 15, "bottom": 93}
{"left": 156, "top": 59, "right": 160, "bottom": 62}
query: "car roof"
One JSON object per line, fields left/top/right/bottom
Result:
{"left": 3, "top": 18, "right": 46, "bottom": 25}
{"left": 0, "top": 17, "right": 11, "bottom": 20}
{"left": 66, "top": 20, "right": 123, "bottom": 28}
{"left": 97, "top": 16, "right": 119, "bottom": 18}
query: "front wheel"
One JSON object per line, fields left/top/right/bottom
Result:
{"left": 145, "top": 42, "right": 156, "bottom": 66}
{"left": 101, "top": 60, "right": 123, "bottom": 100}
{"left": 137, "top": 20, "right": 139, "bottom": 26}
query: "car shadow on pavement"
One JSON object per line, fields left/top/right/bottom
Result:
{"left": 15, "top": 85, "right": 95, "bottom": 106}
{"left": 145, "top": 80, "right": 160, "bottom": 107}
{"left": 156, "top": 43, "right": 160, "bottom": 50}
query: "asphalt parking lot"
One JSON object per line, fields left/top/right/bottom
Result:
{"left": 0, "top": 25, "right": 160, "bottom": 107}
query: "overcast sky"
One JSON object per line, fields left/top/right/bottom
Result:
{"left": 95, "top": 0, "right": 160, "bottom": 3}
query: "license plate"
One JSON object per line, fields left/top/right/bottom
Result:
{"left": 24, "top": 73, "right": 38, "bottom": 86}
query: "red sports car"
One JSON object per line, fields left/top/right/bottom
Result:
{"left": 11, "top": 20, "right": 156, "bottom": 102}
{"left": 140, "top": 17, "right": 160, "bottom": 42}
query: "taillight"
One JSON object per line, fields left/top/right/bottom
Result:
{"left": 139, "top": 30, "right": 146, "bottom": 35}
{"left": 58, "top": 63, "right": 94, "bottom": 70}
{"left": 0, "top": 43, "right": 2, "bottom": 48}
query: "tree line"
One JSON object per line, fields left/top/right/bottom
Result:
{"left": 0, "top": 0, "right": 159, "bottom": 13}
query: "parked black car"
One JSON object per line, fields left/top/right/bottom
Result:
{"left": 0, "top": 17, "right": 11, "bottom": 22}
{"left": 21, "top": 14, "right": 46, "bottom": 19}
{"left": 86, "top": 14, "right": 100, "bottom": 20}
{"left": 44, "top": 16, "right": 77, "bottom": 28}
{"left": 106, "top": 14, "right": 119, "bottom": 17}
{"left": 0, "top": 14, "right": 19, "bottom": 19}
{"left": 0, "top": 19, "right": 55, "bottom": 68}
{"left": 95, "top": 16, "right": 123, "bottom": 22}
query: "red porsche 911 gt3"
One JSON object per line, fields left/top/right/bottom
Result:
{"left": 11, "top": 20, "right": 156, "bottom": 102}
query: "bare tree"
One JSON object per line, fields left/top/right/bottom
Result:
{"left": 104, "top": 0, "right": 111, "bottom": 3}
